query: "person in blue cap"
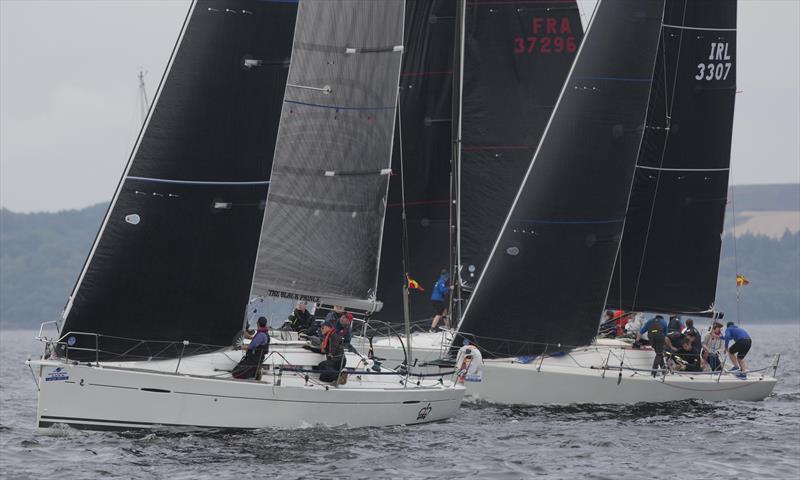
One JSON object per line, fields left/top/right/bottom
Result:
{"left": 724, "top": 322, "right": 752, "bottom": 374}
{"left": 637, "top": 315, "right": 668, "bottom": 376}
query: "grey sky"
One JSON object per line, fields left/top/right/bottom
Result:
{"left": 1, "top": 0, "right": 799, "bottom": 213}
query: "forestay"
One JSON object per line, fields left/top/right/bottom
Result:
{"left": 456, "top": 0, "right": 666, "bottom": 358}
{"left": 251, "top": 0, "right": 406, "bottom": 311}
{"left": 607, "top": 0, "right": 737, "bottom": 316}
{"left": 59, "top": 0, "right": 298, "bottom": 361}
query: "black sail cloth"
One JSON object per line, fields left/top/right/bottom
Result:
{"left": 607, "top": 0, "right": 737, "bottom": 316}
{"left": 375, "top": 0, "right": 456, "bottom": 325}
{"left": 251, "top": 0, "right": 406, "bottom": 310}
{"left": 455, "top": 0, "right": 666, "bottom": 358}
{"left": 59, "top": 0, "right": 298, "bottom": 361}
{"left": 459, "top": 0, "right": 583, "bottom": 291}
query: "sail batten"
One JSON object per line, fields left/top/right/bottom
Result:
{"left": 251, "top": 0, "right": 406, "bottom": 309}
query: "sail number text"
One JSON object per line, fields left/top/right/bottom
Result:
{"left": 695, "top": 42, "right": 732, "bottom": 81}
{"left": 514, "top": 17, "right": 577, "bottom": 55}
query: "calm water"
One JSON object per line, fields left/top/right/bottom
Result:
{"left": 1, "top": 323, "right": 798, "bottom": 480}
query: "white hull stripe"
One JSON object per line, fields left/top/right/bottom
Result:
{"left": 635, "top": 165, "right": 730, "bottom": 172}
{"left": 126, "top": 176, "right": 270, "bottom": 186}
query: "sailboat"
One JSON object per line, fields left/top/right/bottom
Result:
{"left": 27, "top": 0, "right": 464, "bottom": 431}
{"left": 453, "top": 0, "right": 779, "bottom": 404}
{"left": 351, "top": 0, "right": 586, "bottom": 369}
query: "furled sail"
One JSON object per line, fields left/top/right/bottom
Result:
{"left": 374, "top": 0, "right": 457, "bottom": 324}
{"left": 607, "top": 0, "right": 737, "bottom": 316}
{"left": 251, "top": 0, "right": 406, "bottom": 312}
{"left": 455, "top": 0, "right": 666, "bottom": 358}
{"left": 458, "top": 0, "right": 584, "bottom": 291}
{"left": 59, "top": 0, "right": 299, "bottom": 361}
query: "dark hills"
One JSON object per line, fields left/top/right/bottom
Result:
{"left": 1, "top": 184, "right": 798, "bottom": 328}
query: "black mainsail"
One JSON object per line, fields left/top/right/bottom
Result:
{"left": 250, "top": 0, "right": 406, "bottom": 311}
{"left": 455, "top": 0, "right": 666, "bottom": 357}
{"left": 458, "top": 0, "right": 584, "bottom": 292}
{"left": 607, "top": 0, "right": 737, "bottom": 316}
{"left": 59, "top": 0, "right": 299, "bottom": 361}
{"left": 375, "top": 0, "right": 457, "bottom": 325}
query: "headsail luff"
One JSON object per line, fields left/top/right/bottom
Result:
{"left": 59, "top": 0, "right": 299, "bottom": 361}
{"left": 607, "top": 0, "right": 737, "bottom": 316}
{"left": 455, "top": 0, "right": 667, "bottom": 358}
{"left": 458, "top": 0, "right": 584, "bottom": 293}
{"left": 251, "top": 0, "right": 406, "bottom": 312}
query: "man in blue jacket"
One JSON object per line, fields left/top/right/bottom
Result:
{"left": 637, "top": 315, "right": 668, "bottom": 376}
{"left": 724, "top": 322, "right": 752, "bottom": 374}
{"left": 429, "top": 270, "right": 451, "bottom": 332}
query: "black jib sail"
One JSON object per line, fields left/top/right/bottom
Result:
{"left": 250, "top": 0, "right": 406, "bottom": 312}
{"left": 458, "top": 0, "right": 584, "bottom": 292}
{"left": 455, "top": 0, "right": 666, "bottom": 358}
{"left": 607, "top": 0, "right": 737, "bottom": 316}
{"left": 375, "top": 0, "right": 457, "bottom": 325}
{"left": 59, "top": 0, "right": 299, "bottom": 361}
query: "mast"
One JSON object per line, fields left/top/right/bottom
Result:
{"left": 137, "top": 68, "right": 149, "bottom": 125}
{"left": 450, "top": 0, "right": 467, "bottom": 330}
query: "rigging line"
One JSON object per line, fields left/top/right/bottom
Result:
{"left": 630, "top": 0, "right": 688, "bottom": 312}
{"left": 397, "top": 69, "right": 412, "bottom": 282}
{"left": 731, "top": 166, "right": 741, "bottom": 324}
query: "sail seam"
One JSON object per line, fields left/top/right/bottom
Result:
{"left": 635, "top": 165, "right": 729, "bottom": 172}
{"left": 284, "top": 99, "right": 395, "bottom": 111}
{"left": 572, "top": 76, "right": 651, "bottom": 82}
{"left": 126, "top": 176, "right": 270, "bottom": 186}
{"left": 662, "top": 24, "right": 735, "bottom": 32}
{"left": 514, "top": 218, "right": 624, "bottom": 225}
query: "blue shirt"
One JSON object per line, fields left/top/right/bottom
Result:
{"left": 640, "top": 317, "right": 667, "bottom": 335}
{"left": 431, "top": 276, "right": 449, "bottom": 302}
{"left": 723, "top": 326, "right": 750, "bottom": 349}
{"left": 248, "top": 330, "right": 270, "bottom": 350}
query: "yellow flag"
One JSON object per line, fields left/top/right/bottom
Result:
{"left": 736, "top": 274, "right": 750, "bottom": 287}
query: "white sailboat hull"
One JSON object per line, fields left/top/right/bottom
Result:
{"left": 30, "top": 357, "right": 464, "bottom": 431}
{"left": 465, "top": 344, "right": 778, "bottom": 405}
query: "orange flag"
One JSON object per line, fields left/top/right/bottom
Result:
{"left": 407, "top": 275, "right": 424, "bottom": 291}
{"left": 736, "top": 274, "right": 750, "bottom": 287}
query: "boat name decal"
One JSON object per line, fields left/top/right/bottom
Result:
{"left": 416, "top": 403, "right": 432, "bottom": 421}
{"left": 267, "top": 290, "right": 320, "bottom": 303}
{"left": 45, "top": 367, "right": 69, "bottom": 382}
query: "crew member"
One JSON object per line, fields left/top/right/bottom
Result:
{"left": 638, "top": 315, "right": 667, "bottom": 376}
